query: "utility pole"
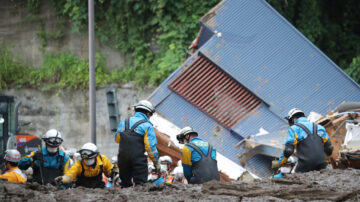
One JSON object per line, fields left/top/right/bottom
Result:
{"left": 88, "top": 0, "right": 96, "bottom": 144}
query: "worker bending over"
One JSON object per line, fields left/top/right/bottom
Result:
{"left": 177, "top": 126, "right": 220, "bottom": 184}
{"left": 55, "top": 143, "right": 119, "bottom": 188}
{"left": 273, "top": 108, "right": 333, "bottom": 172}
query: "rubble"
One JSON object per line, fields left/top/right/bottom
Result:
{"left": 1, "top": 168, "right": 360, "bottom": 201}
{"left": 316, "top": 103, "right": 360, "bottom": 169}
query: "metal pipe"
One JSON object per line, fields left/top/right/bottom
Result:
{"left": 88, "top": 0, "right": 96, "bottom": 144}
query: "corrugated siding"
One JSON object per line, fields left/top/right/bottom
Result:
{"left": 199, "top": 0, "right": 360, "bottom": 118}
{"left": 168, "top": 55, "right": 261, "bottom": 129}
{"left": 150, "top": 55, "right": 199, "bottom": 107}
{"left": 246, "top": 154, "right": 274, "bottom": 178}
{"left": 230, "top": 104, "right": 286, "bottom": 139}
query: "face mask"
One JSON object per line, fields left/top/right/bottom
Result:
{"left": 160, "top": 164, "right": 167, "bottom": 172}
{"left": 47, "top": 146, "right": 58, "bottom": 154}
{"left": 84, "top": 158, "right": 96, "bottom": 166}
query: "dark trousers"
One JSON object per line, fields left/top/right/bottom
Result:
{"left": 118, "top": 153, "right": 148, "bottom": 188}
{"left": 295, "top": 162, "right": 326, "bottom": 173}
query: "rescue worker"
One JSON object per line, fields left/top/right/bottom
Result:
{"left": 176, "top": 126, "right": 220, "bottom": 184}
{"left": 0, "top": 149, "right": 27, "bottom": 183}
{"left": 18, "top": 129, "right": 70, "bottom": 185}
{"left": 159, "top": 155, "right": 174, "bottom": 184}
{"left": 114, "top": 100, "right": 160, "bottom": 187}
{"left": 55, "top": 143, "right": 119, "bottom": 188}
{"left": 272, "top": 108, "right": 334, "bottom": 172}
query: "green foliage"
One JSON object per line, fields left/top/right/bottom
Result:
{"left": 21, "top": 0, "right": 360, "bottom": 87}
{"left": 0, "top": 44, "right": 125, "bottom": 92}
{"left": 36, "top": 20, "right": 65, "bottom": 47}
{"left": 47, "top": 0, "right": 220, "bottom": 86}
{"left": 345, "top": 56, "right": 360, "bottom": 84}
{"left": 267, "top": 0, "right": 360, "bottom": 71}
{"left": 27, "top": 0, "right": 40, "bottom": 14}
{"left": 0, "top": 44, "right": 30, "bottom": 91}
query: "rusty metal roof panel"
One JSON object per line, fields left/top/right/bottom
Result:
{"left": 150, "top": 55, "right": 200, "bottom": 107}
{"left": 168, "top": 55, "right": 261, "bottom": 129}
{"left": 199, "top": 0, "right": 360, "bottom": 119}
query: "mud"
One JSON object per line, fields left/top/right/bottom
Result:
{"left": 1, "top": 169, "right": 359, "bottom": 201}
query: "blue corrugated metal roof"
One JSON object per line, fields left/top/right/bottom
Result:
{"left": 149, "top": 0, "right": 360, "bottom": 175}
{"left": 199, "top": 0, "right": 360, "bottom": 118}
{"left": 231, "top": 104, "right": 286, "bottom": 139}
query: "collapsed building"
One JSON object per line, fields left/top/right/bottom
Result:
{"left": 145, "top": 0, "right": 360, "bottom": 178}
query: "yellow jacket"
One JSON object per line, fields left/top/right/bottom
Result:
{"left": 63, "top": 154, "right": 113, "bottom": 183}
{"left": 0, "top": 167, "right": 27, "bottom": 183}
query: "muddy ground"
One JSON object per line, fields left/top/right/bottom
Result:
{"left": 1, "top": 168, "right": 359, "bottom": 201}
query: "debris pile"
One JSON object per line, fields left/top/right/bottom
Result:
{"left": 1, "top": 168, "right": 359, "bottom": 201}
{"left": 316, "top": 102, "right": 360, "bottom": 169}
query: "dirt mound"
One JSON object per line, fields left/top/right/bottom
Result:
{"left": 1, "top": 169, "right": 359, "bottom": 201}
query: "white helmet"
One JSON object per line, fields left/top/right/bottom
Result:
{"left": 79, "top": 143, "right": 99, "bottom": 159}
{"left": 4, "top": 149, "right": 21, "bottom": 163}
{"left": 173, "top": 166, "right": 184, "bottom": 181}
{"left": 133, "top": 100, "right": 155, "bottom": 114}
{"left": 285, "top": 108, "right": 305, "bottom": 120}
{"left": 179, "top": 126, "right": 197, "bottom": 136}
{"left": 173, "top": 166, "right": 184, "bottom": 175}
{"left": 159, "top": 155, "right": 172, "bottom": 165}
{"left": 42, "top": 129, "right": 63, "bottom": 146}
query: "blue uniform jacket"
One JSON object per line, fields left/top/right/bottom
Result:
{"left": 114, "top": 112, "right": 159, "bottom": 162}
{"left": 181, "top": 137, "right": 217, "bottom": 182}
{"left": 278, "top": 117, "right": 330, "bottom": 165}
{"left": 19, "top": 147, "right": 71, "bottom": 171}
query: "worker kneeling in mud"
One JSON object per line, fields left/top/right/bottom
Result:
{"left": 55, "top": 143, "right": 119, "bottom": 188}
{"left": 0, "top": 149, "right": 27, "bottom": 183}
{"left": 18, "top": 129, "right": 70, "bottom": 185}
{"left": 272, "top": 108, "right": 334, "bottom": 172}
{"left": 114, "top": 100, "right": 160, "bottom": 188}
{"left": 177, "top": 126, "right": 220, "bottom": 184}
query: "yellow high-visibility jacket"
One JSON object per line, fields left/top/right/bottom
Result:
{"left": 63, "top": 154, "right": 113, "bottom": 183}
{"left": 0, "top": 167, "right": 27, "bottom": 183}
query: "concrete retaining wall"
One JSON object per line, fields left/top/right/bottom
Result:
{"left": 4, "top": 84, "right": 154, "bottom": 158}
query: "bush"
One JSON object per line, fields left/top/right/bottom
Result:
{"left": 345, "top": 56, "right": 360, "bottom": 84}
{"left": 0, "top": 44, "right": 125, "bottom": 92}
{"left": 0, "top": 44, "right": 30, "bottom": 91}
